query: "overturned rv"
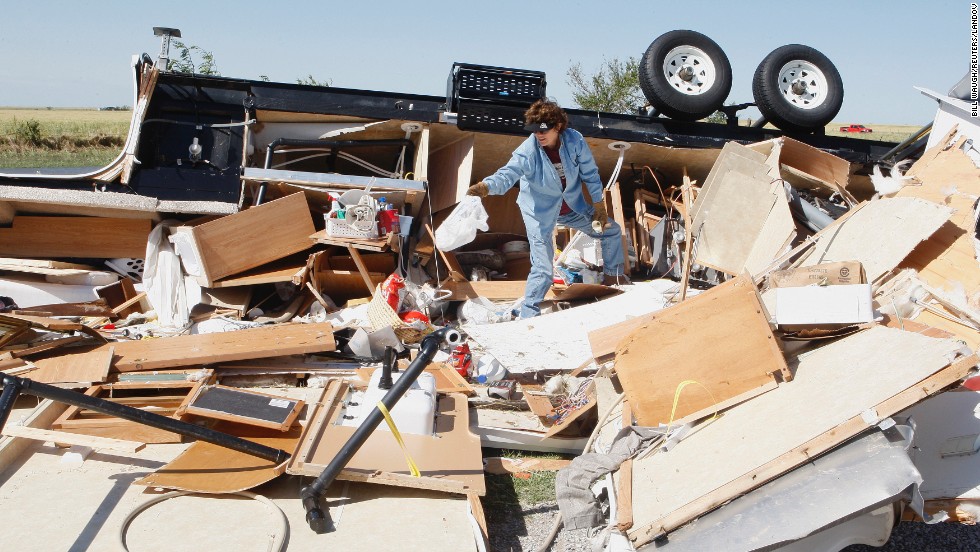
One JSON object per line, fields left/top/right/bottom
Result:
{"left": 0, "top": 28, "right": 977, "bottom": 552}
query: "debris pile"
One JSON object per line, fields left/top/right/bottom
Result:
{"left": 1, "top": 72, "right": 980, "bottom": 551}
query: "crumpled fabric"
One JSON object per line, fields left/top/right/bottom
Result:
{"left": 143, "top": 220, "right": 196, "bottom": 331}
{"left": 556, "top": 426, "right": 666, "bottom": 530}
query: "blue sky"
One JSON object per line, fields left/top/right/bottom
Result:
{"left": 0, "top": 1, "right": 968, "bottom": 125}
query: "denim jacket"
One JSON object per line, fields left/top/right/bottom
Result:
{"left": 482, "top": 128, "right": 602, "bottom": 225}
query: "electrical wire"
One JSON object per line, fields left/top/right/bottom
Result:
{"left": 142, "top": 118, "right": 256, "bottom": 128}
{"left": 117, "top": 490, "right": 288, "bottom": 552}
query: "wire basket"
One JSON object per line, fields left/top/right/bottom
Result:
{"left": 366, "top": 285, "right": 432, "bottom": 343}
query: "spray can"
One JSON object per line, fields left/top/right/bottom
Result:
{"left": 449, "top": 343, "right": 472, "bottom": 378}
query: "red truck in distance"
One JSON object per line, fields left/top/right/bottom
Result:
{"left": 840, "top": 124, "right": 872, "bottom": 133}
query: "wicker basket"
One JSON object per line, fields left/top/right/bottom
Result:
{"left": 367, "top": 285, "right": 432, "bottom": 343}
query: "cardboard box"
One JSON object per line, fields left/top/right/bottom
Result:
{"left": 774, "top": 283, "right": 874, "bottom": 327}
{"left": 770, "top": 261, "right": 866, "bottom": 288}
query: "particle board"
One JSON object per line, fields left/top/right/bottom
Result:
{"left": 615, "top": 274, "right": 787, "bottom": 426}
{"left": 797, "top": 197, "right": 952, "bottom": 284}
{"left": 627, "top": 326, "right": 974, "bottom": 547}
{"left": 288, "top": 380, "right": 486, "bottom": 495}
{"left": 172, "top": 192, "right": 315, "bottom": 286}
{"left": 0, "top": 216, "right": 151, "bottom": 259}
{"left": 136, "top": 421, "right": 302, "bottom": 493}
{"left": 107, "top": 322, "right": 336, "bottom": 372}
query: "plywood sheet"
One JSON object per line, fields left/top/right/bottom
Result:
{"left": 29, "top": 345, "right": 113, "bottom": 384}
{"left": 0, "top": 216, "right": 151, "bottom": 259}
{"left": 289, "top": 381, "right": 485, "bottom": 495}
{"left": 614, "top": 275, "right": 785, "bottom": 426}
{"left": 628, "top": 326, "right": 972, "bottom": 546}
{"left": 108, "top": 322, "right": 336, "bottom": 372}
{"left": 463, "top": 280, "right": 678, "bottom": 373}
{"left": 799, "top": 197, "right": 952, "bottom": 283}
{"left": 136, "top": 422, "right": 301, "bottom": 493}
{"left": 187, "top": 192, "right": 315, "bottom": 285}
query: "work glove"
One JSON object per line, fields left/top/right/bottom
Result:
{"left": 592, "top": 201, "right": 608, "bottom": 228}
{"left": 467, "top": 181, "right": 490, "bottom": 198}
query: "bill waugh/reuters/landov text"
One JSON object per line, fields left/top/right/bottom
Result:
{"left": 972, "top": 3, "right": 978, "bottom": 116}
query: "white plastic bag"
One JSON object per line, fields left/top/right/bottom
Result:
{"left": 434, "top": 196, "right": 489, "bottom": 251}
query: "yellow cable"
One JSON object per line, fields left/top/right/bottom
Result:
{"left": 376, "top": 401, "right": 421, "bottom": 477}
{"left": 665, "top": 379, "right": 719, "bottom": 433}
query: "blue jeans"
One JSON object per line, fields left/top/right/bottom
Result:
{"left": 519, "top": 209, "right": 625, "bottom": 318}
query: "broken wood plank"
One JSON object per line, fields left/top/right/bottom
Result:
{"left": 605, "top": 182, "right": 631, "bottom": 274}
{"left": 617, "top": 400, "right": 634, "bottom": 531}
{"left": 108, "top": 322, "right": 336, "bottom": 372}
{"left": 0, "top": 425, "right": 145, "bottom": 454}
{"left": 627, "top": 327, "right": 975, "bottom": 547}
{"left": 30, "top": 346, "right": 113, "bottom": 385}
{"left": 172, "top": 192, "right": 315, "bottom": 286}
{"left": 0, "top": 399, "right": 69, "bottom": 477}
{"left": 615, "top": 274, "right": 787, "bottom": 426}
{"left": 0, "top": 216, "right": 151, "bottom": 259}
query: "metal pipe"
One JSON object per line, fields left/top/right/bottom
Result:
{"left": 0, "top": 376, "right": 23, "bottom": 431}
{"left": 300, "top": 327, "right": 461, "bottom": 533}
{"left": 256, "top": 138, "right": 415, "bottom": 206}
{"left": 0, "top": 374, "right": 289, "bottom": 463}
{"left": 378, "top": 346, "right": 395, "bottom": 390}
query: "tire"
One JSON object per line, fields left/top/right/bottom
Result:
{"left": 752, "top": 44, "right": 843, "bottom": 133}
{"left": 639, "top": 30, "right": 732, "bottom": 121}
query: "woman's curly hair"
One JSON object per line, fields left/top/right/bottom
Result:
{"left": 524, "top": 99, "right": 568, "bottom": 132}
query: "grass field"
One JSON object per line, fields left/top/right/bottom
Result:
{"left": 0, "top": 108, "right": 130, "bottom": 168}
{"left": 0, "top": 107, "right": 924, "bottom": 169}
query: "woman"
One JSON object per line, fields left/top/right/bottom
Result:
{"left": 467, "top": 99, "right": 628, "bottom": 319}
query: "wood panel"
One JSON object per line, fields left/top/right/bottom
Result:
{"left": 136, "top": 422, "right": 301, "bottom": 493}
{"left": 627, "top": 327, "right": 974, "bottom": 547}
{"left": 288, "top": 380, "right": 485, "bottom": 495}
{"left": 0, "top": 216, "right": 151, "bottom": 259}
{"left": 29, "top": 346, "right": 113, "bottom": 385}
{"left": 614, "top": 274, "right": 786, "bottom": 426}
{"left": 109, "top": 322, "right": 336, "bottom": 372}
{"left": 183, "top": 192, "right": 315, "bottom": 285}
{"left": 0, "top": 425, "right": 145, "bottom": 454}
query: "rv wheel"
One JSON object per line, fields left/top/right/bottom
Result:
{"left": 752, "top": 44, "right": 844, "bottom": 133}
{"left": 639, "top": 30, "right": 732, "bottom": 121}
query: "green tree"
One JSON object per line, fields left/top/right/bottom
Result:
{"left": 296, "top": 74, "right": 332, "bottom": 87}
{"left": 566, "top": 57, "right": 645, "bottom": 114}
{"left": 168, "top": 41, "right": 220, "bottom": 76}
